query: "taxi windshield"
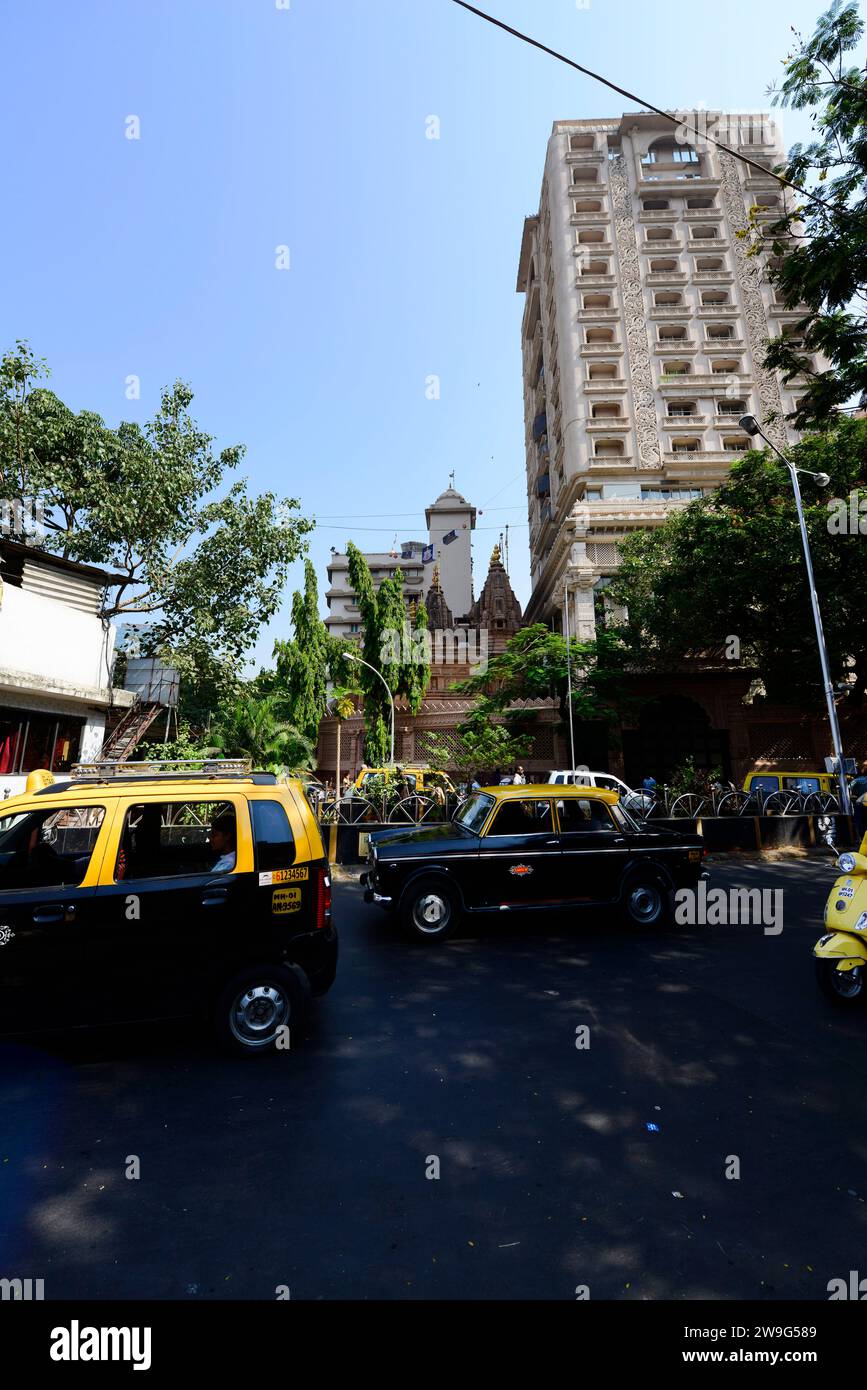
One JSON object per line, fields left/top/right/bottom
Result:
{"left": 453, "top": 793, "right": 494, "bottom": 833}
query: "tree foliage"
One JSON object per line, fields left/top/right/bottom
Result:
{"left": 345, "top": 542, "right": 430, "bottom": 763}
{"left": 420, "top": 724, "right": 533, "bottom": 785}
{"left": 609, "top": 416, "right": 867, "bottom": 705}
{"left": 755, "top": 0, "right": 867, "bottom": 426}
{"left": 0, "top": 342, "right": 313, "bottom": 706}
{"left": 452, "top": 623, "right": 628, "bottom": 728}
{"left": 210, "top": 692, "right": 315, "bottom": 775}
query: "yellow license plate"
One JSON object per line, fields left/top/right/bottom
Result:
{"left": 273, "top": 866, "right": 308, "bottom": 883}
{"left": 272, "top": 887, "right": 302, "bottom": 914}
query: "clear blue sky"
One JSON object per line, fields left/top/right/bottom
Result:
{"left": 0, "top": 0, "right": 824, "bottom": 669}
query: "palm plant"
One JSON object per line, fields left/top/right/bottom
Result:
{"left": 211, "top": 693, "right": 316, "bottom": 775}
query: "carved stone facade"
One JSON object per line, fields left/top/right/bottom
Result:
{"left": 609, "top": 154, "right": 662, "bottom": 469}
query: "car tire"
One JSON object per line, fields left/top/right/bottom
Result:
{"left": 215, "top": 962, "right": 311, "bottom": 1056}
{"left": 815, "top": 958, "right": 866, "bottom": 1006}
{"left": 399, "top": 876, "right": 461, "bottom": 943}
{"left": 621, "top": 876, "right": 670, "bottom": 930}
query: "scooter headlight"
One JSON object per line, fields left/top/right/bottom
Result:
{"left": 838, "top": 853, "right": 856, "bottom": 873}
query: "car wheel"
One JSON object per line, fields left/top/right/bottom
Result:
{"left": 215, "top": 963, "right": 311, "bottom": 1056}
{"left": 400, "top": 876, "right": 461, "bottom": 942}
{"left": 815, "top": 959, "right": 866, "bottom": 1006}
{"left": 621, "top": 877, "right": 669, "bottom": 929}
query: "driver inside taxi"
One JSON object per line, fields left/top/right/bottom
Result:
{"left": 209, "top": 813, "right": 236, "bottom": 873}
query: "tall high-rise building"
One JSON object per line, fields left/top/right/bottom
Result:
{"left": 517, "top": 112, "right": 810, "bottom": 639}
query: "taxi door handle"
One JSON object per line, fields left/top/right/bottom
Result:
{"left": 33, "top": 904, "right": 73, "bottom": 924}
{"left": 202, "top": 887, "right": 229, "bottom": 907}
{"left": 545, "top": 839, "right": 560, "bottom": 846}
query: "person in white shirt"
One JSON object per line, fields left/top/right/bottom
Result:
{"left": 512, "top": 765, "right": 526, "bottom": 785}
{"left": 209, "top": 813, "right": 236, "bottom": 873}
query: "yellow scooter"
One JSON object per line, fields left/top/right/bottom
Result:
{"left": 815, "top": 840, "right": 867, "bottom": 1005}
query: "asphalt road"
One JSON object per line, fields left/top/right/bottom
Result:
{"left": 2, "top": 855, "right": 866, "bottom": 1301}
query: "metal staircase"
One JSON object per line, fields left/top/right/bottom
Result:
{"left": 99, "top": 698, "right": 163, "bottom": 762}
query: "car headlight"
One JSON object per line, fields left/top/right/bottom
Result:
{"left": 838, "top": 853, "right": 856, "bottom": 873}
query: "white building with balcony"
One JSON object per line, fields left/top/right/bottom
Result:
{"left": 0, "top": 539, "right": 134, "bottom": 797}
{"left": 325, "top": 484, "right": 477, "bottom": 639}
{"left": 517, "top": 111, "right": 813, "bottom": 637}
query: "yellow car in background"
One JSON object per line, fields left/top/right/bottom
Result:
{"left": 352, "top": 766, "right": 455, "bottom": 797}
{"left": 743, "top": 770, "right": 839, "bottom": 797}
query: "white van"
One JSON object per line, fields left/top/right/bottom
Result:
{"left": 547, "top": 770, "right": 654, "bottom": 815}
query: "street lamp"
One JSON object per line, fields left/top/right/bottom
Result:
{"left": 739, "top": 414, "right": 851, "bottom": 815}
{"left": 342, "top": 651, "right": 395, "bottom": 768}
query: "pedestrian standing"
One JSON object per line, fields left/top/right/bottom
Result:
{"left": 513, "top": 765, "right": 526, "bottom": 785}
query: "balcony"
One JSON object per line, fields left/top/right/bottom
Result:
{"left": 641, "top": 235, "right": 683, "bottom": 252}
{"left": 649, "top": 305, "right": 691, "bottom": 319}
{"left": 704, "top": 337, "right": 746, "bottom": 351}
{"left": 578, "top": 307, "right": 620, "bottom": 322}
{"left": 574, "top": 240, "right": 614, "bottom": 257}
{"left": 697, "top": 305, "right": 739, "bottom": 318}
{"left": 655, "top": 339, "right": 698, "bottom": 354}
{"left": 571, "top": 208, "right": 612, "bottom": 224}
{"left": 645, "top": 270, "right": 688, "bottom": 285}
{"left": 586, "top": 416, "right": 630, "bottom": 431}
{"left": 575, "top": 273, "right": 616, "bottom": 289}
{"left": 580, "top": 342, "right": 622, "bottom": 356}
{"left": 662, "top": 413, "right": 710, "bottom": 429}
{"left": 692, "top": 269, "right": 734, "bottom": 284}
{"left": 583, "top": 377, "right": 627, "bottom": 392}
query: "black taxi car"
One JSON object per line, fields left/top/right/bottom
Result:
{"left": 0, "top": 760, "right": 337, "bottom": 1055}
{"left": 360, "top": 783, "right": 706, "bottom": 942}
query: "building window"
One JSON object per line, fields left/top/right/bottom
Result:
{"left": 588, "top": 362, "right": 618, "bottom": 379}
{"left": 691, "top": 226, "right": 719, "bottom": 240}
{"left": 649, "top": 258, "right": 680, "bottom": 274}
{"left": 594, "top": 440, "right": 625, "bottom": 457}
{"left": 647, "top": 227, "right": 675, "bottom": 241}
{"left": 667, "top": 402, "right": 697, "bottom": 416}
{"left": 658, "top": 324, "right": 687, "bottom": 341}
{"left": 672, "top": 439, "right": 702, "bottom": 453}
{"left": 572, "top": 167, "right": 598, "bottom": 184}
{"left": 723, "top": 438, "right": 749, "bottom": 452}
{"left": 696, "top": 257, "right": 724, "bottom": 272}
{"left": 591, "top": 402, "right": 621, "bottom": 418}
{"left": 583, "top": 293, "right": 611, "bottom": 309}
{"left": 642, "top": 199, "right": 669, "bottom": 211}
{"left": 702, "top": 290, "right": 729, "bottom": 305}
{"left": 570, "top": 134, "right": 595, "bottom": 151}
{"left": 580, "top": 259, "right": 609, "bottom": 276}
{"left": 687, "top": 197, "right": 715, "bottom": 209}
{"left": 654, "top": 291, "right": 682, "bottom": 306}
{"left": 586, "top": 326, "right": 615, "bottom": 343}
{"left": 717, "top": 399, "right": 747, "bottom": 416}
{"left": 578, "top": 228, "right": 605, "bottom": 244}
{"left": 574, "top": 200, "right": 603, "bottom": 215}
{"left": 707, "top": 324, "right": 735, "bottom": 340}
{"left": 642, "top": 140, "right": 699, "bottom": 165}
{"left": 711, "top": 359, "right": 741, "bottom": 375}
{"left": 661, "top": 361, "right": 691, "bottom": 376}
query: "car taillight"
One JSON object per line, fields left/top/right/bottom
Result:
{"left": 315, "top": 866, "right": 332, "bottom": 929}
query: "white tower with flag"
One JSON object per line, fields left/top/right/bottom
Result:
{"left": 425, "top": 478, "right": 477, "bottom": 620}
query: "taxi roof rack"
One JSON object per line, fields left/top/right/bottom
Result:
{"left": 60, "top": 758, "right": 277, "bottom": 786}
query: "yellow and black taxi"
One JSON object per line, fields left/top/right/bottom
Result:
{"left": 0, "top": 759, "right": 337, "bottom": 1055}
{"left": 360, "top": 783, "right": 707, "bottom": 942}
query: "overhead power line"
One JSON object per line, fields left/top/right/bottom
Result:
{"left": 450, "top": 0, "right": 857, "bottom": 225}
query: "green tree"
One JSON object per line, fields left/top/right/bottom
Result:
{"left": 453, "top": 623, "right": 628, "bottom": 728}
{"left": 345, "top": 543, "right": 430, "bottom": 763}
{"left": 421, "top": 725, "right": 533, "bottom": 786}
{"left": 609, "top": 416, "right": 867, "bottom": 705}
{"left": 753, "top": 1, "right": 867, "bottom": 427}
{"left": 210, "top": 693, "right": 316, "bottom": 774}
{"left": 0, "top": 342, "right": 313, "bottom": 705}
{"left": 271, "top": 559, "right": 329, "bottom": 743}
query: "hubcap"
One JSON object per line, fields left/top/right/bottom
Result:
{"left": 832, "top": 965, "right": 863, "bottom": 999}
{"left": 230, "top": 983, "right": 289, "bottom": 1047}
{"left": 414, "top": 892, "right": 450, "bottom": 934}
{"left": 629, "top": 885, "right": 660, "bottom": 923}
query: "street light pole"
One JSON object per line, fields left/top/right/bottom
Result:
{"left": 739, "top": 416, "right": 851, "bottom": 816}
{"left": 343, "top": 651, "right": 395, "bottom": 767}
{"left": 563, "top": 582, "right": 577, "bottom": 776}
